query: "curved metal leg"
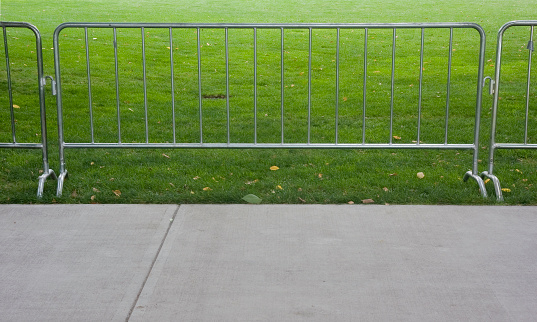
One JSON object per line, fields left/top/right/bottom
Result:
{"left": 480, "top": 171, "right": 504, "bottom": 202}
{"left": 37, "top": 169, "right": 57, "bottom": 198}
{"left": 463, "top": 170, "right": 488, "bottom": 198}
{"left": 56, "top": 170, "right": 68, "bottom": 197}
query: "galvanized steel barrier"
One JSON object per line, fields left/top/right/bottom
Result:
{"left": 481, "top": 21, "right": 537, "bottom": 201}
{"left": 0, "top": 22, "right": 55, "bottom": 197}
{"left": 53, "top": 22, "right": 487, "bottom": 197}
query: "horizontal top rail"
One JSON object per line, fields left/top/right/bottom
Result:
{"left": 54, "top": 21, "right": 486, "bottom": 32}
{"left": 498, "top": 20, "right": 537, "bottom": 33}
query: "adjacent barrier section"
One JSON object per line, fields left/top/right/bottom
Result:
{"left": 53, "top": 22, "right": 487, "bottom": 197}
{"left": 0, "top": 22, "right": 55, "bottom": 197}
{"left": 482, "top": 21, "right": 537, "bottom": 201}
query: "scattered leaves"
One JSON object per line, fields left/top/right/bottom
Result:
{"left": 193, "top": 176, "right": 200, "bottom": 180}
{"left": 203, "top": 187, "right": 212, "bottom": 191}
{"left": 242, "top": 194, "right": 262, "bottom": 204}
{"left": 270, "top": 166, "right": 279, "bottom": 171}
{"left": 113, "top": 190, "right": 121, "bottom": 197}
{"left": 417, "top": 172, "right": 425, "bottom": 179}
{"left": 362, "top": 198, "right": 375, "bottom": 204}
{"left": 501, "top": 188, "right": 511, "bottom": 192}
{"left": 393, "top": 135, "right": 401, "bottom": 140}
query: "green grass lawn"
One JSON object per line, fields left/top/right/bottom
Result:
{"left": 1, "top": 0, "right": 537, "bottom": 204}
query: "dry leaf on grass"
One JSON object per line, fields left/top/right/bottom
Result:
{"left": 417, "top": 172, "right": 425, "bottom": 179}
{"left": 270, "top": 166, "right": 279, "bottom": 171}
{"left": 362, "top": 199, "right": 375, "bottom": 204}
{"left": 113, "top": 190, "right": 121, "bottom": 197}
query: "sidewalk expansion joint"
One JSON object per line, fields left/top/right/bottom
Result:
{"left": 124, "top": 204, "right": 181, "bottom": 322}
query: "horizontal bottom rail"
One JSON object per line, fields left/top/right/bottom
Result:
{"left": 62, "top": 142, "right": 476, "bottom": 150}
{"left": 0, "top": 143, "right": 44, "bottom": 149}
{"left": 494, "top": 143, "right": 537, "bottom": 149}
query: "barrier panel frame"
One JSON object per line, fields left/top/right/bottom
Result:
{"left": 0, "top": 21, "right": 56, "bottom": 197}
{"left": 481, "top": 20, "right": 537, "bottom": 201}
{"left": 53, "top": 22, "right": 488, "bottom": 197}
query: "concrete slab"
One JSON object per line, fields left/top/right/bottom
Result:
{"left": 131, "top": 205, "right": 537, "bottom": 321}
{"left": 0, "top": 204, "right": 178, "bottom": 322}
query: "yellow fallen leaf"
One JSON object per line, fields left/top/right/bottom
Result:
{"left": 113, "top": 190, "right": 121, "bottom": 197}
{"left": 203, "top": 187, "right": 212, "bottom": 191}
{"left": 13, "top": 104, "right": 20, "bottom": 109}
{"left": 270, "top": 166, "right": 279, "bottom": 171}
{"left": 484, "top": 179, "right": 490, "bottom": 184}
{"left": 393, "top": 135, "right": 401, "bottom": 140}
{"left": 276, "top": 185, "right": 283, "bottom": 190}
{"left": 501, "top": 188, "right": 511, "bottom": 192}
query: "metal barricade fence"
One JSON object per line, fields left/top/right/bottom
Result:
{"left": 482, "top": 21, "right": 537, "bottom": 201}
{"left": 0, "top": 22, "right": 55, "bottom": 197}
{"left": 53, "top": 22, "right": 487, "bottom": 197}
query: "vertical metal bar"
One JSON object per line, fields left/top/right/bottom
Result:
{"left": 335, "top": 28, "right": 340, "bottom": 144}
{"left": 281, "top": 27, "right": 285, "bottom": 144}
{"left": 3, "top": 27, "right": 16, "bottom": 143}
{"left": 390, "top": 28, "right": 396, "bottom": 144}
{"left": 473, "top": 26, "right": 486, "bottom": 176}
{"left": 417, "top": 28, "right": 424, "bottom": 145}
{"left": 444, "top": 28, "right": 453, "bottom": 145}
{"left": 53, "top": 27, "right": 66, "bottom": 175}
{"left": 489, "top": 27, "right": 504, "bottom": 175}
{"left": 169, "top": 28, "right": 176, "bottom": 144}
{"left": 113, "top": 28, "right": 121, "bottom": 143}
{"left": 197, "top": 28, "right": 203, "bottom": 143}
{"left": 253, "top": 28, "right": 258, "bottom": 145}
{"left": 362, "top": 28, "right": 368, "bottom": 144}
{"left": 308, "top": 27, "right": 312, "bottom": 144}
{"left": 524, "top": 26, "right": 534, "bottom": 145}
{"left": 85, "top": 28, "right": 94, "bottom": 143}
{"left": 33, "top": 23, "right": 53, "bottom": 196}
{"left": 142, "top": 27, "right": 149, "bottom": 143}
{"left": 225, "top": 28, "right": 230, "bottom": 144}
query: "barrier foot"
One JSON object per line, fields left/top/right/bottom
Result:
{"left": 56, "top": 170, "right": 68, "bottom": 197}
{"left": 480, "top": 171, "right": 504, "bottom": 202}
{"left": 463, "top": 170, "right": 488, "bottom": 198}
{"left": 37, "top": 170, "right": 57, "bottom": 198}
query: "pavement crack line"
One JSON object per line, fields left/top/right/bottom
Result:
{"left": 125, "top": 204, "right": 181, "bottom": 322}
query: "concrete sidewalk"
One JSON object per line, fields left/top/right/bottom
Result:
{"left": 1, "top": 204, "right": 536, "bottom": 321}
